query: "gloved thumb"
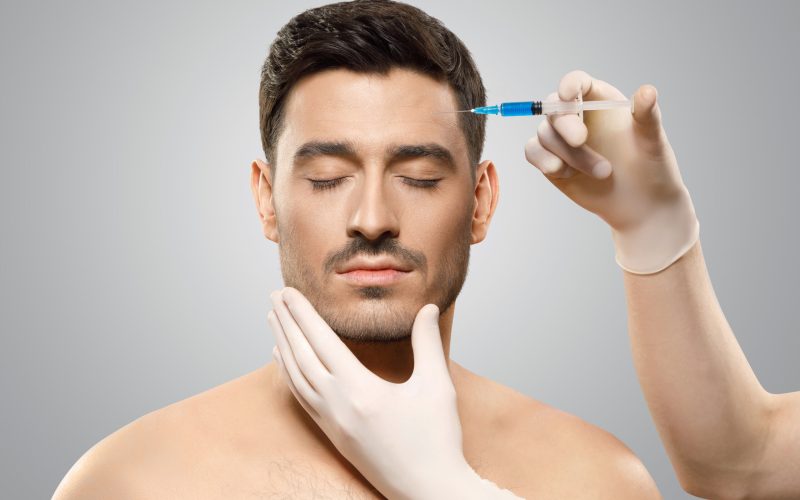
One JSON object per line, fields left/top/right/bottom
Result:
{"left": 632, "top": 84, "right": 666, "bottom": 148}
{"left": 409, "top": 304, "right": 449, "bottom": 382}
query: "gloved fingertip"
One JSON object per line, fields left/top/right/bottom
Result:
{"left": 567, "top": 129, "right": 588, "bottom": 148}
{"left": 591, "top": 160, "right": 612, "bottom": 179}
{"left": 643, "top": 84, "right": 658, "bottom": 102}
{"left": 633, "top": 84, "right": 659, "bottom": 123}
{"left": 415, "top": 303, "right": 435, "bottom": 316}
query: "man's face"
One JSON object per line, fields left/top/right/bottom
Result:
{"left": 258, "top": 68, "right": 487, "bottom": 342}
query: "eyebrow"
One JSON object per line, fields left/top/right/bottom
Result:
{"left": 389, "top": 144, "right": 456, "bottom": 171}
{"left": 293, "top": 140, "right": 358, "bottom": 163}
{"left": 292, "top": 140, "right": 458, "bottom": 172}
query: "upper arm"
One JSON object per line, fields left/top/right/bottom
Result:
{"left": 748, "top": 390, "right": 800, "bottom": 498}
{"left": 676, "top": 391, "right": 800, "bottom": 499}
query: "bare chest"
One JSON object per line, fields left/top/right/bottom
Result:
{"left": 144, "top": 446, "right": 385, "bottom": 499}
{"left": 172, "top": 446, "right": 527, "bottom": 500}
{"left": 144, "top": 439, "right": 527, "bottom": 500}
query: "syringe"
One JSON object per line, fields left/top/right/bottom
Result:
{"left": 466, "top": 93, "right": 633, "bottom": 120}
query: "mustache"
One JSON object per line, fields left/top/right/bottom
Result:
{"left": 324, "top": 237, "right": 426, "bottom": 274}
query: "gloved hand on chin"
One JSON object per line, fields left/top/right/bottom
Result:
{"left": 268, "top": 287, "right": 523, "bottom": 500}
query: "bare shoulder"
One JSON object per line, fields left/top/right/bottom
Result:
{"left": 52, "top": 367, "right": 270, "bottom": 499}
{"left": 52, "top": 404, "right": 181, "bottom": 499}
{"left": 511, "top": 401, "right": 661, "bottom": 499}
{"left": 453, "top": 364, "right": 661, "bottom": 499}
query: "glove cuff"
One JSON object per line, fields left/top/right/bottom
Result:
{"left": 459, "top": 464, "right": 525, "bottom": 499}
{"left": 611, "top": 189, "right": 700, "bottom": 275}
{"left": 411, "top": 461, "right": 523, "bottom": 500}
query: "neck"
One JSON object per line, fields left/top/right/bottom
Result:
{"left": 340, "top": 301, "right": 455, "bottom": 383}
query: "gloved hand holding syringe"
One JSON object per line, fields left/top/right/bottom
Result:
{"left": 447, "top": 80, "right": 697, "bottom": 277}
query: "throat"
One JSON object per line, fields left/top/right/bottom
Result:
{"left": 337, "top": 305, "right": 454, "bottom": 383}
{"left": 340, "top": 337, "right": 417, "bottom": 383}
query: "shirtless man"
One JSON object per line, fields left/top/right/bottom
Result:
{"left": 53, "top": 1, "right": 660, "bottom": 497}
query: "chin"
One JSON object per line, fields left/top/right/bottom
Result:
{"left": 322, "top": 297, "right": 417, "bottom": 343}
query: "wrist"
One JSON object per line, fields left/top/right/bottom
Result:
{"left": 414, "top": 461, "right": 522, "bottom": 500}
{"left": 611, "top": 189, "right": 700, "bottom": 275}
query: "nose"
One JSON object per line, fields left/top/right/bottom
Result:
{"left": 346, "top": 175, "right": 400, "bottom": 242}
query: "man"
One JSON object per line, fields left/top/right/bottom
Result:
{"left": 53, "top": 1, "right": 660, "bottom": 497}
{"left": 256, "top": 1, "right": 800, "bottom": 498}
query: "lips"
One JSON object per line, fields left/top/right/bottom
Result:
{"left": 336, "top": 256, "right": 412, "bottom": 287}
{"left": 336, "top": 256, "right": 412, "bottom": 274}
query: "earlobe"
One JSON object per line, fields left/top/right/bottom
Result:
{"left": 470, "top": 160, "right": 499, "bottom": 244}
{"left": 250, "top": 159, "right": 280, "bottom": 243}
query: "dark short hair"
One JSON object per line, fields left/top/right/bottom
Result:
{"left": 258, "top": 0, "right": 486, "bottom": 176}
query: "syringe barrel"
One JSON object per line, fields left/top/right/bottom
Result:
{"left": 499, "top": 101, "right": 543, "bottom": 116}
{"left": 541, "top": 100, "right": 582, "bottom": 115}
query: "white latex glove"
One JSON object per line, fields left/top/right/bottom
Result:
{"left": 267, "top": 287, "right": 523, "bottom": 500}
{"left": 524, "top": 70, "right": 700, "bottom": 274}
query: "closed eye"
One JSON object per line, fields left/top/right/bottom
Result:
{"left": 308, "top": 177, "right": 442, "bottom": 191}
{"left": 401, "top": 177, "right": 442, "bottom": 190}
{"left": 309, "top": 177, "right": 347, "bottom": 191}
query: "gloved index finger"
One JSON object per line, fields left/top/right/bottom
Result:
{"left": 557, "top": 69, "right": 595, "bottom": 102}
{"left": 281, "top": 287, "right": 372, "bottom": 380}
{"left": 270, "top": 291, "right": 332, "bottom": 392}
{"left": 546, "top": 92, "right": 587, "bottom": 148}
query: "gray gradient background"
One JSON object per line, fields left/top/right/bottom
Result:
{"left": 2, "top": 1, "right": 798, "bottom": 498}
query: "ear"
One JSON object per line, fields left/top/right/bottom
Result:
{"left": 250, "top": 158, "right": 279, "bottom": 243}
{"left": 471, "top": 160, "right": 499, "bottom": 244}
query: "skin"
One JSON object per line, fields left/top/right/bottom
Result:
{"left": 52, "top": 68, "right": 659, "bottom": 499}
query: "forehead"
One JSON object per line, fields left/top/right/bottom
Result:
{"left": 276, "top": 68, "right": 468, "bottom": 165}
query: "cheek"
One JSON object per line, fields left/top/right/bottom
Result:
{"left": 278, "top": 198, "right": 343, "bottom": 263}
{"left": 404, "top": 192, "right": 473, "bottom": 251}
